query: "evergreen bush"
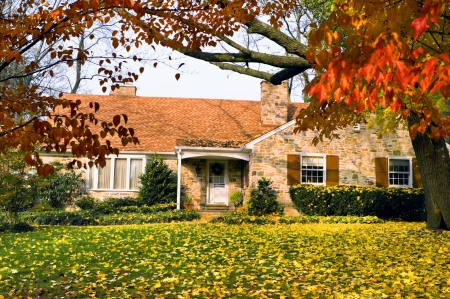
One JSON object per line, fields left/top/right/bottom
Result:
{"left": 38, "top": 162, "right": 84, "bottom": 209}
{"left": 247, "top": 177, "right": 284, "bottom": 216}
{"left": 137, "top": 154, "right": 177, "bottom": 206}
{"left": 289, "top": 185, "right": 425, "bottom": 221}
{"left": 75, "top": 196, "right": 96, "bottom": 210}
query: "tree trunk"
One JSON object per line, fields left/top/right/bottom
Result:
{"left": 408, "top": 112, "right": 450, "bottom": 230}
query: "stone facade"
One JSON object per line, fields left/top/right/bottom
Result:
{"left": 248, "top": 123, "right": 415, "bottom": 206}
{"left": 260, "top": 81, "right": 288, "bottom": 126}
{"left": 179, "top": 159, "right": 243, "bottom": 209}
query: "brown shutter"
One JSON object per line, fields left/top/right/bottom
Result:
{"left": 287, "top": 154, "right": 300, "bottom": 185}
{"left": 375, "top": 157, "right": 389, "bottom": 187}
{"left": 326, "top": 155, "right": 339, "bottom": 185}
{"left": 412, "top": 158, "right": 423, "bottom": 188}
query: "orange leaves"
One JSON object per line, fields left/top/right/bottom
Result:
{"left": 411, "top": 0, "right": 445, "bottom": 40}
{"left": 303, "top": 0, "right": 450, "bottom": 142}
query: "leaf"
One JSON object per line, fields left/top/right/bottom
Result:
{"left": 411, "top": 16, "right": 429, "bottom": 40}
{"left": 113, "top": 115, "right": 120, "bottom": 127}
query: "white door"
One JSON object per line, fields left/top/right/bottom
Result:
{"left": 208, "top": 161, "right": 228, "bottom": 205}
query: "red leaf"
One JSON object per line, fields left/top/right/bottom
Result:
{"left": 394, "top": 60, "right": 409, "bottom": 89}
{"left": 411, "top": 16, "right": 429, "bottom": 40}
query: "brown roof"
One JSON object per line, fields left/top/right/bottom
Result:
{"left": 62, "top": 94, "right": 308, "bottom": 152}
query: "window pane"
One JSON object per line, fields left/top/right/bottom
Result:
{"left": 89, "top": 166, "right": 95, "bottom": 189}
{"left": 301, "top": 156, "right": 324, "bottom": 184}
{"left": 114, "top": 159, "right": 127, "bottom": 189}
{"left": 389, "top": 159, "right": 410, "bottom": 186}
{"left": 98, "top": 159, "right": 111, "bottom": 189}
{"left": 130, "top": 159, "right": 142, "bottom": 190}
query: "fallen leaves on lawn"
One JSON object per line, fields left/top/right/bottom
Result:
{"left": 0, "top": 222, "right": 449, "bottom": 298}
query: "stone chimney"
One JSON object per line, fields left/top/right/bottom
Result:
{"left": 110, "top": 85, "right": 136, "bottom": 96}
{"left": 260, "top": 81, "right": 288, "bottom": 126}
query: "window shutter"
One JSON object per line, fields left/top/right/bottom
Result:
{"left": 375, "top": 157, "right": 389, "bottom": 187}
{"left": 412, "top": 158, "right": 423, "bottom": 188}
{"left": 326, "top": 155, "right": 339, "bottom": 185}
{"left": 287, "top": 154, "right": 300, "bottom": 185}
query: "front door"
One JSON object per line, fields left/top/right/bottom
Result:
{"left": 208, "top": 161, "right": 228, "bottom": 205}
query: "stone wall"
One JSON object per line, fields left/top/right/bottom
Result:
{"left": 260, "top": 81, "right": 288, "bottom": 126}
{"left": 249, "top": 123, "right": 415, "bottom": 206}
{"left": 179, "top": 159, "right": 243, "bottom": 208}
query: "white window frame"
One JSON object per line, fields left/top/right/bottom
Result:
{"left": 300, "top": 154, "right": 327, "bottom": 185}
{"left": 87, "top": 155, "right": 147, "bottom": 191}
{"left": 388, "top": 157, "right": 412, "bottom": 188}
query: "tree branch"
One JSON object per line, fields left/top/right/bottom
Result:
{"left": 183, "top": 49, "right": 310, "bottom": 69}
{"left": 246, "top": 18, "right": 308, "bottom": 58}
{"left": 0, "top": 115, "right": 39, "bottom": 138}
{"left": 210, "top": 62, "right": 272, "bottom": 81}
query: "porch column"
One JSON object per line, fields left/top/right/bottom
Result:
{"left": 176, "top": 149, "right": 182, "bottom": 210}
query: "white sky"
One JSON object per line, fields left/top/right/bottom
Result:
{"left": 87, "top": 56, "right": 264, "bottom": 101}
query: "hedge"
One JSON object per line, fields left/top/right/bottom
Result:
{"left": 289, "top": 185, "right": 425, "bottom": 221}
{"left": 18, "top": 210, "right": 200, "bottom": 226}
{"left": 209, "top": 213, "right": 384, "bottom": 225}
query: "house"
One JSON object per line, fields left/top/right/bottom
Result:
{"left": 41, "top": 81, "right": 422, "bottom": 213}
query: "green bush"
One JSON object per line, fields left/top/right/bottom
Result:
{"left": 75, "top": 196, "right": 96, "bottom": 210}
{"left": 19, "top": 210, "right": 200, "bottom": 226}
{"left": 247, "top": 177, "right": 284, "bottom": 216}
{"left": 0, "top": 221, "right": 35, "bottom": 233}
{"left": 137, "top": 154, "right": 177, "bottom": 206}
{"left": 229, "top": 191, "right": 243, "bottom": 206}
{"left": 38, "top": 162, "right": 84, "bottom": 209}
{"left": 209, "top": 214, "right": 384, "bottom": 225}
{"left": 209, "top": 213, "right": 276, "bottom": 225}
{"left": 289, "top": 185, "right": 425, "bottom": 221}
{"left": 93, "top": 197, "right": 138, "bottom": 214}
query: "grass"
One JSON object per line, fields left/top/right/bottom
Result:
{"left": 0, "top": 222, "right": 449, "bottom": 298}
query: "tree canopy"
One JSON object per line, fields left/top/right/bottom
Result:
{"left": 0, "top": 0, "right": 295, "bottom": 174}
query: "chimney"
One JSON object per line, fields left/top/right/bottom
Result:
{"left": 110, "top": 85, "right": 137, "bottom": 96}
{"left": 260, "top": 81, "right": 288, "bottom": 126}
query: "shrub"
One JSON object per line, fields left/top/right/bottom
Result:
{"left": 0, "top": 148, "right": 37, "bottom": 225}
{"left": 19, "top": 210, "right": 200, "bottom": 226}
{"left": 289, "top": 185, "right": 425, "bottom": 221}
{"left": 93, "top": 197, "right": 138, "bottom": 214}
{"left": 247, "top": 177, "right": 284, "bottom": 216}
{"left": 0, "top": 221, "right": 35, "bottom": 233}
{"left": 209, "top": 214, "right": 384, "bottom": 225}
{"left": 29, "top": 203, "right": 54, "bottom": 212}
{"left": 38, "top": 162, "right": 84, "bottom": 209}
{"left": 229, "top": 191, "right": 243, "bottom": 206}
{"left": 137, "top": 154, "right": 177, "bottom": 206}
{"left": 75, "top": 196, "right": 96, "bottom": 210}
{"left": 209, "top": 213, "right": 276, "bottom": 225}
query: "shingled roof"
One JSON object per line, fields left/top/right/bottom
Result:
{"left": 62, "top": 93, "right": 308, "bottom": 152}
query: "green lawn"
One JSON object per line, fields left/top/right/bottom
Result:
{"left": 0, "top": 222, "right": 449, "bottom": 298}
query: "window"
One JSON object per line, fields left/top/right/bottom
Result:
{"left": 287, "top": 154, "right": 339, "bottom": 186}
{"left": 301, "top": 155, "right": 325, "bottom": 184}
{"left": 389, "top": 158, "right": 411, "bottom": 187}
{"left": 88, "top": 156, "right": 145, "bottom": 191}
{"left": 129, "top": 159, "right": 142, "bottom": 190}
{"left": 98, "top": 159, "right": 111, "bottom": 189}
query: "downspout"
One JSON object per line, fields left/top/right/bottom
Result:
{"left": 176, "top": 148, "right": 182, "bottom": 210}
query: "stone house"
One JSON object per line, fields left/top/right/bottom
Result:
{"left": 42, "top": 81, "right": 422, "bottom": 213}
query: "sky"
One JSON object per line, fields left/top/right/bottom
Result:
{"left": 87, "top": 55, "right": 264, "bottom": 101}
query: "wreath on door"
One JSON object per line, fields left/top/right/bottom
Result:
{"left": 211, "top": 163, "right": 224, "bottom": 175}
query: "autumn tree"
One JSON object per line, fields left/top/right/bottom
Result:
{"left": 164, "top": 0, "right": 450, "bottom": 230}
{"left": 301, "top": 0, "right": 450, "bottom": 230}
{"left": 0, "top": 0, "right": 294, "bottom": 175}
